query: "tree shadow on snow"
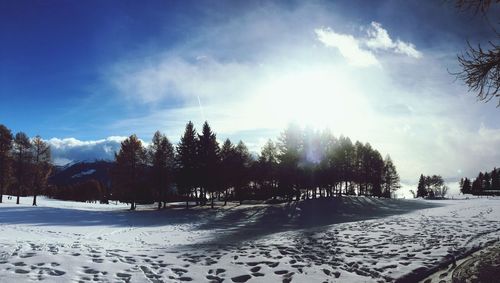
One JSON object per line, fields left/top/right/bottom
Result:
{"left": 194, "top": 197, "right": 442, "bottom": 245}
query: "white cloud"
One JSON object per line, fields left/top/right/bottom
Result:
{"left": 365, "top": 22, "right": 394, "bottom": 50}
{"left": 315, "top": 28, "right": 380, "bottom": 67}
{"left": 316, "top": 22, "right": 422, "bottom": 66}
{"left": 111, "top": 55, "right": 257, "bottom": 104}
{"left": 48, "top": 137, "right": 128, "bottom": 165}
{"left": 366, "top": 22, "right": 422, "bottom": 58}
{"left": 394, "top": 40, "right": 422, "bottom": 58}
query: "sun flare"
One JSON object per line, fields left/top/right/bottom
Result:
{"left": 251, "top": 66, "right": 370, "bottom": 131}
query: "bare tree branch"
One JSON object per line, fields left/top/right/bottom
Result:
{"left": 455, "top": 41, "right": 500, "bottom": 106}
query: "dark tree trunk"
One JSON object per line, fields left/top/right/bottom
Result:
{"left": 32, "top": 194, "right": 37, "bottom": 206}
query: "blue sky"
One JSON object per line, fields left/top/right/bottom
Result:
{"left": 1, "top": 0, "right": 499, "bottom": 185}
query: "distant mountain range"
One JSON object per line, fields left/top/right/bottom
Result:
{"left": 50, "top": 160, "right": 114, "bottom": 187}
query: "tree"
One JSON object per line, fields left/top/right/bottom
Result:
{"left": 112, "top": 135, "right": 146, "bottom": 210}
{"left": 13, "top": 132, "right": 32, "bottom": 204}
{"left": 334, "top": 136, "right": 355, "bottom": 195}
{"left": 454, "top": 0, "right": 499, "bottom": 106}
{"left": 176, "top": 121, "right": 199, "bottom": 208}
{"left": 197, "top": 121, "right": 220, "bottom": 208}
{"left": 492, "top": 168, "right": 500, "bottom": 190}
{"left": 382, "top": 155, "right": 401, "bottom": 198}
{"left": 416, "top": 174, "right": 428, "bottom": 197}
{"left": 0, "top": 125, "right": 13, "bottom": 203}
{"left": 483, "top": 172, "right": 492, "bottom": 190}
{"left": 148, "top": 131, "right": 175, "bottom": 209}
{"left": 31, "top": 136, "right": 52, "bottom": 206}
{"left": 429, "top": 175, "right": 447, "bottom": 198}
{"left": 233, "top": 140, "right": 253, "bottom": 203}
{"left": 220, "top": 138, "right": 236, "bottom": 205}
{"left": 460, "top": 177, "right": 472, "bottom": 194}
{"left": 277, "top": 123, "right": 302, "bottom": 200}
{"left": 257, "top": 139, "right": 279, "bottom": 194}
{"left": 472, "top": 172, "right": 484, "bottom": 194}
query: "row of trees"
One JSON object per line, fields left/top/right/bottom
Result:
{"left": 414, "top": 174, "right": 449, "bottom": 198}
{"left": 112, "top": 121, "right": 401, "bottom": 210}
{"left": 460, "top": 168, "right": 500, "bottom": 195}
{"left": 0, "top": 124, "right": 52, "bottom": 206}
{"left": 0, "top": 122, "right": 401, "bottom": 209}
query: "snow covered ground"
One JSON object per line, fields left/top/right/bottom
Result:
{"left": 0, "top": 196, "right": 499, "bottom": 282}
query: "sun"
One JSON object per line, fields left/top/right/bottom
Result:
{"left": 249, "top": 65, "right": 369, "bottom": 132}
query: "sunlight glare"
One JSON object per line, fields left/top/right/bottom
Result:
{"left": 251, "top": 66, "right": 369, "bottom": 132}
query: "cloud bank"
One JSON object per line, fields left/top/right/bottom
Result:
{"left": 48, "top": 137, "right": 127, "bottom": 165}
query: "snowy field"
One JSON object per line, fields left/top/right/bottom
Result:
{"left": 0, "top": 196, "right": 499, "bottom": 282}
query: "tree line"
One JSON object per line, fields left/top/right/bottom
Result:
{"left": 111, "top": 121, "right": 401, "bottom": 210}
{"left": 0, "top": 122, "right": 401, "bottom": 209}
{"left": 460, "top": 168, "right": 500, "bottom": 195}
{"left": 0, "top": 124, "right": 51, "bottom": 206}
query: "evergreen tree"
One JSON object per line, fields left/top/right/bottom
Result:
{"left": 220, "top": 138, "right": 236, "bottom": 205}
{"left": 492, "top": 168, "right": 499, "bottom": 191}
{"left": 334, "top": 136, "right": 355, "bottom": 195}
{"left": 382, "top": 155, "right": 400, "bottom": 198}
{"left": 277, "top": 123, "right": 302, "bottom": 200}
{"left": 197, "top": 121, "right": 220, "bottom": 208}
{"left": 112, "top": 135, "right": 146, "bottom": 210}
{"left": 176, "top": 121, "right": 199, "bottom": 208}
{"left": 31, "top": 136, "right": 51, "bottom": 206}
{"left": 234, "top": 140, "right": 253, "bottom": 203}
{"left": 0, "top": 124, "right": 13, "bottom": 203}
{"left": 460, "top": 177, "right": 472, "bottom": 194}
{"left": 472, "top": 172, "right": 484, "bottom": 195}
{"left": 416, "top": 174, "right": 427, "bottom": 197}
{"left": 13, "top": 132, "right": 32, "bottom": 204}
{"left": 148, "top": 131, "right": 175, "bottom": 209}
{"left": 257, "top": 139, "right": 279, "bottom": 197}
{"left": 483, "top": 172, "right": 491, "bottom": 191}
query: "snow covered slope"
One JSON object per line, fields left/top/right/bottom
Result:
{"left": 0, "top": 196, "right": 498, "bottom": 282}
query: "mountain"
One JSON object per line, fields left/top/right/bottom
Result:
{"left": 50, "top": 160, "right": 114, "bottom": 187}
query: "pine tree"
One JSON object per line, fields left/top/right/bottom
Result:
{"left": 197, "top": 121, "right": 220, "bottom": 208}
{"left": 220, "top": 138, "right": 235, "bottom": 205}
{"left": 277, "top": 123, "right": 302, "bottom": 200}
{"left": 416, "top": 174, "right": 427, "bottom": 198}
{"left": 334, "top": 136, "right": 355, "bottom": 196}
{"left": 381, "top": 155, "right": 400, "bottom": 198}
{"left": 31, "top": 136, "right": 51, "bottom": 206}
{"left": 13, "top": 132, "right": 32, "bottom": 204}
{"left": 483, "top": 172, "right": 491, "bottom": 191}
{"left": 234, "top": 140, "right": 252, "bottom": 203}
{"left": 176, "top": 121, "right": 199, "bottom": 208}
{"left": 148, "top": 131, "right": 175, "bottom": 209}
{"left": 257, "top": 139, "right": 278, "bottom": 197}
{"left": 460, "top": 177, "right": 473, "bottom": 194}
{"left": 0, "top": 124, "right": 13, "bottom": 203}
{"left": 113, "top": 135, "right": 146, "bottom": 210}
{"left": 491, "top": 168, "right": 499, "bottom": 191}
{"left": 473, "top": 172, "right": 484, "bottom": 195}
